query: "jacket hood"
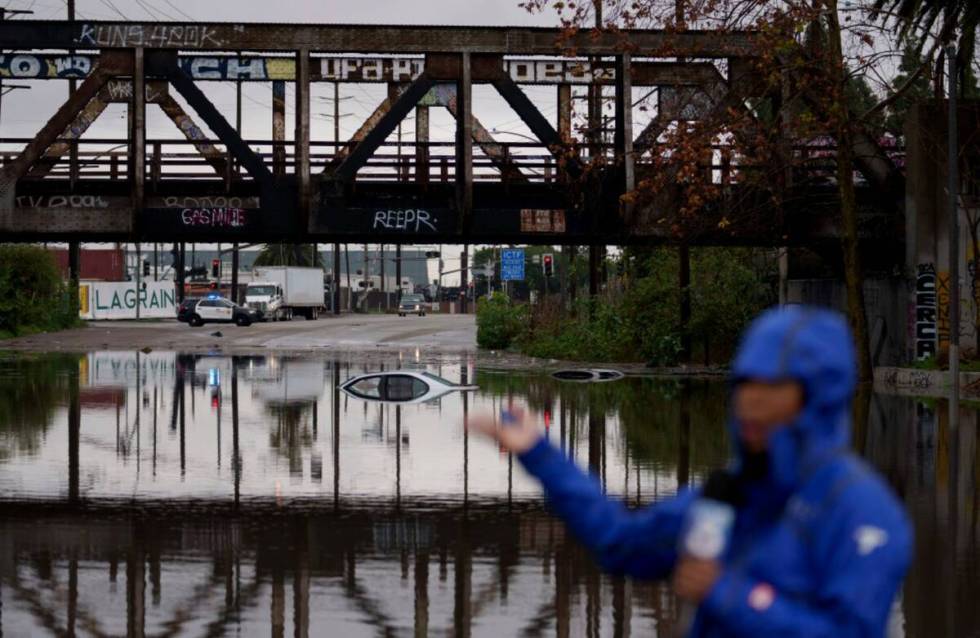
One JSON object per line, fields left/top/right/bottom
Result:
{"left": 729, "top": 306, "right": 857, "bottom": 493}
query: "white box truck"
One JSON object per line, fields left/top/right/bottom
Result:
{"left": 245, "top": 266, "right": 326, "bottom": 321}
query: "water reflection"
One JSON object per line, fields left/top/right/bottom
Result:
{"left": 0, "top": 352, "right": 976, "bottom": 636}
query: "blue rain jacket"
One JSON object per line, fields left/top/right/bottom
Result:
{"left": 519, "top": 307, "right": 912, "bottom": 637}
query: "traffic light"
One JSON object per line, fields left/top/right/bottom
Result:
{"left": 211, "top": 259, "right": 220, "bottom": 278}
{"left": 209, "top": 281, "right": 218, "bottom": 291}
{"left": 142, "top": 260, "right": 150, "bottom": 277}
{"left": 543, "top": 253, "right": 554, "bottom": 277}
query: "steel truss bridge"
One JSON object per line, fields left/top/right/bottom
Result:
{"left": 0, "top": 20, "right": 904, "bottom": 246}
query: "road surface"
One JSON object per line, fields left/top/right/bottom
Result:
{"left": 0, "top": 313, "right": 477, "bottom": 354}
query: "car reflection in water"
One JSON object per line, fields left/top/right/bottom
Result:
{"left": 340, "top": 369, "right": 478, "bottom": 404}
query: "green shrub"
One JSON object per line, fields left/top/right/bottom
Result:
{"left": 0, "top": 245, "right": 79, "bottom": 337}
{"left": 476, "top": 292, "right": 528, "bottom": 350}
{"left": 508, "top": 246, "right": 775, "bottom": 364}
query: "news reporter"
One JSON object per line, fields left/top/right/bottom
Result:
{"left": 466, "top": 307, "right": 912, "bottom": 637}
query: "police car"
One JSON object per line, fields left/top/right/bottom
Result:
{"left": 180, "top": 295, "right": 262, "bottom": 327}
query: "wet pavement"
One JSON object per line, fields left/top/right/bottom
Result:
{"left": 0, "top": 351, "right": 976, "bottom": 636}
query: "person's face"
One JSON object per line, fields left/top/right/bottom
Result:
{"left": 733, "top": 381, "right": 805, "bottom": 453}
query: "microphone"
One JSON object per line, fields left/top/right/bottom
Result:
{"left": 674, "top": 471, "right": 740, "bottom": 637}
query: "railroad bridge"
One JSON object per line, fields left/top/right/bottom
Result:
{"left": 0, "top": 20, "right": 904, "bottom": 247}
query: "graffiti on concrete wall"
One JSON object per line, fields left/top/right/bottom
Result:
{"left": 915, "top": 263, "right": 937, "bottom": 360}
{"left": 937, "top": 270, "right": 950, "bottom": 354}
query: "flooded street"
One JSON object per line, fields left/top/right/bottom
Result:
{"left": 0, "top": 351, "right": 977, "bottom": 637}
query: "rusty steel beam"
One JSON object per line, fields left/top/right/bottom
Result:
{"left": 491, "top": 74, "right": 582, "bottom": 177}
{"left": 30, "top": 80, "right": 229, "bottom": 178}
{"left": 147, "top": 51, "right": 272, "bottom": 185}
{"left": 28, "top": 96, "right": 109, "bottom": 178}
{"left": 156, "top": 94, "right": 228, "bottom": 176}
{"left": 296, "top": 48, "right": 311, "bottom": 219}
{"left": 132, "top": 48, "right": 146, "bottom": 211}
{"left": 0, "top": 21, "right": 757, "bottom": 57}
{"left": 457, "top": 53, "right": 473, "bottom": 224}
{"left": 272, "top": 81, "right": 286, "bottom": 176}
{"left": 0, "top": 51, "right": 129, "bottom": 204}
{"left": 333, "top": 72, "right": 435, "bottom": 182}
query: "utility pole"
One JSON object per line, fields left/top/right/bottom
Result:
{"left": 395, "top": 244, "right": 403, "bottom": 304}
{"left": 380, "top": 244, "right": 387, "bottom": 309}
{"left": 363, "top": 243, "right": 370, "bottom": 312}
{"left": 135, "top": 243, "right": 142, "bottom": 319}
{"left": 345, "top": 244, "right": 352, "bottom": 311}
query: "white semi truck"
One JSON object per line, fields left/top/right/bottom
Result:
{"left": 245, "top": 266, "right": 326, "bottom": 321}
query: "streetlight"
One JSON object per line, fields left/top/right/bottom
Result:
{"left": 489, "top": 128, "right": 540, "bottom": 144}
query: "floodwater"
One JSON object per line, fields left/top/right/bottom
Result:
{"left": 0, "top": 351, "right": 976, "bottom": 637}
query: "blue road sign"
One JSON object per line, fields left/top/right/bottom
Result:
{"left": 501, "top": 249, "right": 525, "bottom": 281}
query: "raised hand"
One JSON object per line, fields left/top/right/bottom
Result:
{"left": 465, "top": 406, "right": 542, "bottom": 454}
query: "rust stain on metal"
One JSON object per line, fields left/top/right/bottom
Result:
{"left": 520, "top": 209, "right": 566, "bottom": 233}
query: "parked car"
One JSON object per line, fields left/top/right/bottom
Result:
{"left": 184, "top": 296, "right": 262, "bottom": 327}
{"left": 340, "top": 370, "right": 477, "bottom": 404}
{"left": 398, "top": 293, "right": 426, "bottom": 317}
{"left": 176, "top": 297, "right": 201, "bottom": 323}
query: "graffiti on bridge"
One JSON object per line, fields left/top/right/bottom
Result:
{"left": 915, "top": 263, "right": 937, "bottom": 360}
{"left": 15, "top": 195, "right": 109, "bottom": 208}
{"left": 76, "top": 24, "right": 223, "bottom": 48}
{"left": 0, "top": 54, "right": 89, "bottom": 79}
{"left": 372, "top": 209, "right": 438, "bottom": 232}
{"left": 6, "top": 54, "right": 647, "bottom": 84}
{"left": 180, "top": 208, "right": 248, "bottom": 228}
{"left": 161, "top": 196, "right": 260, "bottom": 209}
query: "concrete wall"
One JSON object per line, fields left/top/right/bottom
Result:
{"left": 905, "top": 100, "right": 980, "bottom": 362}
{"left": 787, "top": 278, "right": 907, "bottom": 366}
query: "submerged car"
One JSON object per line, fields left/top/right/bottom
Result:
{"left": 340, "top": 370, "right": 477, "bottom": 404}
{"left": 398, "top": 294, "right": 427, "bottom": 317}
{"left": 551, "top": 369, "right": 625, "bottom": 382}
{"left": 184, "top": 295, "right": 262, "bottom": 327}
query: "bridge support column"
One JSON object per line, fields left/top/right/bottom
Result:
{"left": 68, "top": 240, "right": 80, "bottom": 305}
{"left": 176, "top": 242, "right": 185, "bottom": 303}
{"left": 333, "top": 243, "right": 341, "bottom": 314}
{"left": 231, "top": 243, "right": 240, "bottom": 304}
